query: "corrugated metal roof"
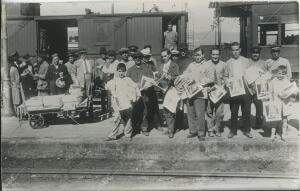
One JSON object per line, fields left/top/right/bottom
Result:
{"left": 8, "top": 11, "right": 188, "bottom": 21}
{"left": 209, "top": 1, "right": 295, "bottom": 8}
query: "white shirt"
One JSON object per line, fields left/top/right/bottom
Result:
{"left": 163, "top": 60, "right": 171, "bottom": 74}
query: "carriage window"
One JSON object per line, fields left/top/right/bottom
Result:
{"left": 281, "top": 23, "right": 299, "bottom": 45}
{"left": 68, "top": 27, "right": 79, "bottom": 50}
{"left": 258, "top": 24, "right": 278, "bottom": 46}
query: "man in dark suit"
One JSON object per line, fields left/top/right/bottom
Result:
{"left": 45, "top": 53, "right": 70, "bottom": 95}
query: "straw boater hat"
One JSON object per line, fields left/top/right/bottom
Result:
{"left": 141, "top": 48, "right": 152, "bottom": 56}
{"left": 56, "top": 77, "right": 66, "bottom": 88}
{"left": 119, "top": 47, "right": 129, "bottom": 54}
{"left": 171, "top": 49, "right": 180, "bottom": 55}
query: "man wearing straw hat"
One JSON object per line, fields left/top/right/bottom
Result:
{"left": 74, "top": 49, "right": 95, "bottom": 100}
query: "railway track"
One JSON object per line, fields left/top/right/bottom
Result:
{"left": 3, "top": 169, "right": 298, "bottom": 179}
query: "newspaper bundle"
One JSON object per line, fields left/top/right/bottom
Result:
{"left": 255, "top": 78, "right": 270, "bottom": 100}
{"left": 278, "top": 81, "right": 298, "bottom": 99}
{"left": 209, "top": 85, "right": 227, "bottom": 104}
{"left": 263, "top": 101, "right": 282, "bottom": 122}
{"left": 227, "top": 77, "right": 246, "bottom": 97}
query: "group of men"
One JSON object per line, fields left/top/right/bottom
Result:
{"left": 7, "top": 40, "right": 295, "bottom": 141}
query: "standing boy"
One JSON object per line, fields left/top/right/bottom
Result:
{"left": 105, "top": 63, "right": 141, "bottom": 140}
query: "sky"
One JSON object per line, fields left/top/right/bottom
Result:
{"left": 39, "top": 0, "right": 240, "bottom": 46}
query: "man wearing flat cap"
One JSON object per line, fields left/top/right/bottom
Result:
{"left": 164, "top": 24, "right": 178, "bottom": 50}
{"left": 266, "top": 45, "right": 292, "bottom": 79}
{"left": 103, "top": 50, "right": 119, "bottom": 79}
{"left": 45, "top": 53, "right": 70, "bottom": 95}
{"left": 127, "top": 51, "right": 159, "bottom": 136}
{"left": 65, "top": 53, "right": 77, "bottom": 85}
{"left": 74, "top": 49, "right": 95, "bottom": 98}
{"left": 119, "top": 47, "right": 135, "bottom": 70}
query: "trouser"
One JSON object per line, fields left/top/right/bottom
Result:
{"left": 142, "top": 87, "right": 161, "bottom": 129}
{"left": 164, "top": 108, "right": 176, "bottom": 134}
{"left": 131, "top": 97, "right": 148, "bottom": 132}
{"left": 268, "top": 120, "right": 283, "bottom": 136}
{"left": 206, "top": 100, "right": 224, "bottom": 132}
{"left": 108, "top": 108, "right": 132, "bottom": 139}
{"left": 186, "top": 97, "right": 206, "bottom": 136}
{"left": 252, "top": 94, "right": 263, "bottom": 127}
{"left": 229, "top": 88, "right": 252, "bottom": 134}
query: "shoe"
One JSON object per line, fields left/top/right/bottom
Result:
{"left": 280, "top": 136, "right": 285, "bottom": 142}
{"left": 156, "top": 127, "right": 165, "bottom": 131}
{"left": 142, "top": 131, "right": 149, "bottom": 136}
{"left": 244, "top": 132, "right": 253, "bottom": 138}
{"left": 187, "top": 133, "right": 197, "bottom": 138}
{"left": 198, "top": 136, "right": 205, "bottom": 141}
{"left": 208, "top": 131, "right": 214, "bottom": 137}
{"left": 168, "top": 133, "right": 174, "bottom": 138}
{"left": 270, "top": 128, "right": 276, "bottom": 140}
{"left": 105, "top": 137, "right": 116, "bottom": 141}
{"left": 228, "top": 132, "right": 235, "bottom": 138}
{"left": 215, "top": 132, "right": 221, "bottom": 137}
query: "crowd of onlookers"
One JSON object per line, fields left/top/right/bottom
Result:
{"left": 4, "top": 40, "right": 299, "bottom": 142}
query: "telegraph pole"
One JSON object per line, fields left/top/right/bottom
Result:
{"left": 1, "top": 3, "right": 14, "bottom": 116}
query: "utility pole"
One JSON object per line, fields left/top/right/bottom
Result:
{"left": 111, "top": 2, "right": 114, "bottom": 14}
{"left": 1, "top": 3, "right": 14, "bottom": 116}
{"left": 142, "top": 2, "right": 145, "bottom": 13}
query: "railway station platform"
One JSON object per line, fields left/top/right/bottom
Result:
{"left": 1, "top": 103, "right": 300, "bottom": 190}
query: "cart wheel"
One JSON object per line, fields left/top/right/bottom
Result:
{"left": 29, "top": 115, "right": 44, "bottom": 129}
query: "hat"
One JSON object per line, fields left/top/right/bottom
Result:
{"left": 67, "top": 52, "right": 74, "bottom": 57}
{"left": 23, "top": 54, "right": 30, "bottom": 60}
{"left": 79, "top": 49, "right": 87, "bottom": 54}
{"left": 251, "top": 46, "right": 261, "bottom": 53}
{"left": 99, "top": 47, "right": 107, "bottom": 55}
{"left": 9, "top": 51, "right": 19, "bottom": 58}
{"left": 141, "top": 48, "right": 152, "bottom": 56}
{"left": 119, "top": 47, "right": 129, "bottom": 54}
{"left": 171, "top": 49, "right": 180, "bottom": 55}
{"left": 128, "top": 45, "right": 139, "bottom": 52}
{"left": 270, "top": 45, "right": 281, "bottom": 52}
{"left": 132, "top": 52, "right": 143, "bottom": 59}
{"left": 56, "top": 77, "right": 66, "bottom": 88}
{"left": 51, "top": 53, "right": 59, "bottom": 58}
{"left": 107, "top": 50, "right": 116, "bottom": 57}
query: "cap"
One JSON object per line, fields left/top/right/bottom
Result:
{"left": 128, "top": 45, "right": 139, "bottom": 52}
{"left": 171, "top": 49, "right": 180, "bottom": 55}
{"left": 9, "top": 51, "right": 19, "bottom": 58}
{"left": 67, "top": 52, "right": 74, "bottom": 57}
{"left": 23, "top": 54, "right": 30, "bottom": 60}
{"left": 99, "top": 47, "right": 107, "bottom": 55}
{"left": 141, "top": 48, "right": 152, "bottom": 56}
{"left": 56, "top": 77, "right": 66, "bottom": 88}
{"left": 79, "top": 49, "right": 87, "bottom": 54}
{"left": 132, "top": 51, "right": 143, "bottom": 59}
{"left": 119, "top": 47, "right": 129, "bottom": 54}
{"left": 107, "top": 50, "right": 116, "bottom": 57}
{"left": 270, "top": 45, "right": 281, "bottom": 52}
{"left": 51, "top": 53, "right": 59, "bottom": 58}
{"left": 251, "top": 46, "right": 261, "bottom": 54}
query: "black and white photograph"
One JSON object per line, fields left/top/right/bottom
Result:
{"left": 1, "top": 0, "right": 300, "bottom": 190}
{"left": 227, "top": 77, "right": 246, "bottom": 97}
